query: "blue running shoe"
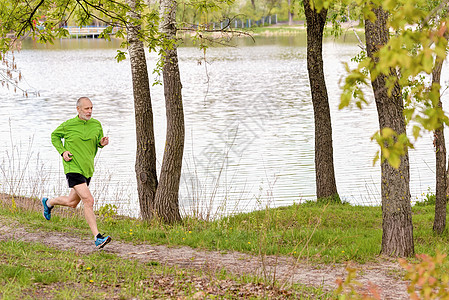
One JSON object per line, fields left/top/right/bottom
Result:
{"left": 42, "top": 197, "right": 52, "bottom": 220}
{"left": 95, "top": 234, "right": 111, "bottom": 249}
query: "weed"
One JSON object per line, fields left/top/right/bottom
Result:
{"left": 97, "top": 204, "right": 118, "bottom": 225}
{"left": 317, "top": 193, "right": 343, "bottom": 205}
{"left": 415, "top": 187, "right": 436, "bottom": 206}
{"left": 33, "top": 271, "right": 61, "bottom": 284}
{"left": 334, "top": 265, "right": 381, "bottom": 299}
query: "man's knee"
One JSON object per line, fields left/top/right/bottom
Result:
{"left": 82, "top": 196, "right": 95, "bottom": 208}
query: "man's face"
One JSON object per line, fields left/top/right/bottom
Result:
{"left": 77, "top": 99, "right": 93, "bottom": 121}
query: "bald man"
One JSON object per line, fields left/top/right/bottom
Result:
{"left": 42, "top": 97, "right": 111, "bottom": 249}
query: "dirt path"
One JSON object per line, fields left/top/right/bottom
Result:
{"left": 0, "top": 216, "right": 409, "bottom": 299}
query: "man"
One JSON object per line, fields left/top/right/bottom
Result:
{"left": 42, "top": 97, "right": 111, "bottom": 249}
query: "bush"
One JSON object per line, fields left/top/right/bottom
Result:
{"left": 97, "top": 204, "right": 118, "bottom": 225}
{"left": 335, "top": 253, "right": 449, "bottom": 299}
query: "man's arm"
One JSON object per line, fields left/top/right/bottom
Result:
{"left": 52, "top": 123, "right": 73, "bottom": 161}
{"left": 97, "top": 124, "right": 109, "bottom": 148}
{"left": 51, "top": 122, "right": 67, "bottom": 155}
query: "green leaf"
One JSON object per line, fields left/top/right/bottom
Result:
{"left": 381, "top": 127, "right": 395, "bottom": 137}
{"left": 372, "top": 150, "right": 380, "bottom": 166}
{"left": 412, "top": 125, "right": 421, "bottom": 140}
{"left": 115, "top": 50, "right": 127, "bottom": 63}
{"left": 387, "top": 153, "right": 401, "bottom": 169}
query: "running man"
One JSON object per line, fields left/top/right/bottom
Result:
{"left": 42, "top": 97, "right": 111, "bottom": 249}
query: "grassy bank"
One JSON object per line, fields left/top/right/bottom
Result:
{"left": 2, "top": 195, "right": 449, "bottom": 264}
{"left": 2, "top": 194, "right": 449, "bottom": 298}
{"left": 0, "top": 195, "right": 334, "bottom": 299}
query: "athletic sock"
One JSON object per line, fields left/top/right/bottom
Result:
{"left": 46, "top": 200, "right": 53, "bottom": 209}
{"left": 96, "top": 233, "right": 103, "bottom": 239}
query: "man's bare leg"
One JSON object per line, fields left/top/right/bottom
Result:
{"left": 43, "top": 183, "right": 110, "bottom": 247}
{"left": 47, "top": 189, "right": 81, "bottom": 208}
{"left": 72, "top": 183, "right": 99, "bottom": 237}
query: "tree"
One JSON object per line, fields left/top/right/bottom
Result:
{"left": 154, "top": 0, "right": 184, "bottom": 223}
{"left": 288, "top": 0, "right": 294, "bottom": 25}
{"left": 303, "top": 0, "right": 340, "bottom": 202}
{"left": 432, "top": 57, "right": 446, "bottom": 234}
{"left": 126, "top": 0, "right": 159, "bottom": 221}
{"left": 432, "top": 30, "right": 449, "bottom": 234}
{"left": 0, "top": 0, "right": 186, "bottom": 223}
{"left": 365, "top": 6, "right": 414, "bottom": 256}
{"left": 334, "top": 0, "right": 448, "bottom": 255}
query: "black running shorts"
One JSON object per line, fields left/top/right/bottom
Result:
{"left": 66, "top": 173, "right": 91, "bottom": 188}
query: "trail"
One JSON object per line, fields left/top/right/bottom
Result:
{"left": 0, "top": 216, "right": 409, "bottom": 299}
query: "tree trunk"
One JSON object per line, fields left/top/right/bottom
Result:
{"left": 288, "top": 0, "right": 293, "bottom": 26}
{"left": 127, "top": 0, "right": 158, "bottom": 221}
{"left": 433, "top": 53, "right": 447, "bottom": 234}
{"left": 365, "top": 7, "right": 414, "bottom": 256}
{"left": 154, "top": 0, "right": 184, "bottom": 223}
{"left": 303, "top": 0, "right": 339, "bottom": 201}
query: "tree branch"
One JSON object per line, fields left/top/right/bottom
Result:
{"left": 15, "top": 0, "right": 45, "bottom": 38}
{"left": 422, "top": 0, "right": 449, "bottom": 28}
{"left": 80, "top": 0, "right": 129, "bottom": 25}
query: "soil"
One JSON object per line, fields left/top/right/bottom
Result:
{"left": 0, "top": 196, "right": 410, "bottom": 299}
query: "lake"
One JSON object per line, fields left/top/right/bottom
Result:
{"left": 0, "top": 34, "right": 446, "bottom": 217}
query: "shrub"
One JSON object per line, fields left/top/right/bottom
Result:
{"left": 335, "top": 253, "right": 449, "bottom": 299}
{"left": 399, "top": 253, "right": 449, "bottom": 299}
{"left": 97, "top": 204, "right": 118, "bottom": 225}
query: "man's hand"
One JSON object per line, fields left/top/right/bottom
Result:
{"left": 62, "top": 151, "right": 73, "bottom": 162}
{"left": 100, "top": 136, "right": 109, "bottom": 147}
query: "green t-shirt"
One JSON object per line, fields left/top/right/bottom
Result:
{"left": 51, "top": 115, "right": 104, "bottom": 178}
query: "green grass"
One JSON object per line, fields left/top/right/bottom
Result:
{"left": 2, "top": 196, "right": 449, "bottom": 298}
{"left": 0, "top": 238, "right": 328, "bottom": 299}
{"left": 3, "top": 197, "right": 449, "bottom": 265}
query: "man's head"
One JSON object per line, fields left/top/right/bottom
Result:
{"left": 76, "top": 97, "right": 93, "bottom": 121}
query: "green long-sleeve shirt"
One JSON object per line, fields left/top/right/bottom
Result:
{"left": 51, "top": 116, "right": 104, "bottom": 178}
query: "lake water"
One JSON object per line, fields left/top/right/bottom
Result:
{"left": 0, "top": 34, "right": 447, "bottom": 217}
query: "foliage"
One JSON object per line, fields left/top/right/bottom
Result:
{"left": 312, "top": 0, "right": 449, "bottom": 168}
{"left": 0, "top": 0, "right": 161, "bottom": 90}
{"left": 334, "top": 253, "right": 449, "bottom": 299}
{"left": 371, "top": 127, "right": 413, "bottom": 168}
{"left": 97, "top": 204, "right": 118, "bottom": 225}
{"left": 0, "top": 0, "right": 251, "bottom": 88}
{"left": 399, "top": 252, "right": 449, "bottom": 299}
{"left": 0, "top": 52, "right": 27, "bottom": 94}
{"left": 415, "top": 188, "right": 436, "bottom": 206}
{"left": 334, "top": 265, "right": 381, "bottom": 299}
